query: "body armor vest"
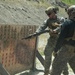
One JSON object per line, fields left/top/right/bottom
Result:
{"left": 72, "top": 29, "right": 75, "bottom": 40}
{"left": 47, "top": 18, "right": 60, "bottom": 30}
{"left": 47, "top": 18, "right": 60, "bottom": 37}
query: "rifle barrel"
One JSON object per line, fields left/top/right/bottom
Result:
{"left": 22, "top": 30, "right": 50, "bottom": 39}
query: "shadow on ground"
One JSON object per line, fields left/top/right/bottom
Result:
{"left": 20, "top": 69, "right": 44, "bottom": 75}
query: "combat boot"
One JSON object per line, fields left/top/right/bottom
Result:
{"left": 63, "top": 68, "right": 69, "bottom": 75}
{"left": 44, "top": 70, "right": 49, "bottom": 75}
{"left": 44, "top": 72, "right": 48, "bottom": 75}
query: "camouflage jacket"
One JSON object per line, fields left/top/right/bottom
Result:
{"left": 36, "top": 17, "right": 65, "bottom": 37}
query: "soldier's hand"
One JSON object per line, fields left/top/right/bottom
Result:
{"left": 52, "top": 22, "right": 60, "bottom": 27}
{"left": 52, "top": 29, "right": 57, "bottom": 34}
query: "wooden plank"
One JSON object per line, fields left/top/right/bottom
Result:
{"left": 36, "top": 50, "right": 44, "bottom": 67}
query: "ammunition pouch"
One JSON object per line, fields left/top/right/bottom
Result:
{"left": 65, "top": 39, "right": 75, "bottom": 46}
{"left": 48, "top": 28, "right": 58, "bottom": 37}
{"left": 65, "top": 29, "right": 75, "bottom": 46}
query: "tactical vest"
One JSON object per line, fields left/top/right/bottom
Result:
{"left": 65, "top": 28, "right": 75, "bottom": 46}
{"left": 47, "top": 18, "right": 60, "bottom": 30}
{"left": 72, "top": 29, "right": 75, "bottom": 40}
{"left": 47, "top": 18, "right": 60, "bottom": 37}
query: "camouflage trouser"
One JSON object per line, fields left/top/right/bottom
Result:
{"left": 44, "top": 37, "right": 68, "bottom": 75}
{"left": 50, "top": 45, "right": 75, "bottom": 75}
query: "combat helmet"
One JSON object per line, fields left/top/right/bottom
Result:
{"left": 67, "top": 5, "right": 75, "bottom": 20}
{"left": 45, "top": 6, "right": 59, "bottom": 15}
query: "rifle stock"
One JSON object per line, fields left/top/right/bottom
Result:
{"left": 22, "top": 30, "right": 50, "bottom": 39}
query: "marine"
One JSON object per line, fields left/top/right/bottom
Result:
{"left": 50, "top": 5, "right": 75, "bottom": 75}
{"left": 36, "top": 6, "right": 69, "bottom": 75}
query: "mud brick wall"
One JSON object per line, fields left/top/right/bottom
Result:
{"left": 0, "top": 24, "right": 37, "bottom": 75}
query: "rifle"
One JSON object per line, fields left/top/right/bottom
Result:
{"left": 22, "top": 30, "right": 50, "bottom": 39}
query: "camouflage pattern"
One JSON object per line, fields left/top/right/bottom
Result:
{"left": 67, "top": 5, "right": 75, "bottom": 15}
{"left": 50, "top": 45, "right": 75, "bottom": 75}
{"left": 67, "top": 5, "right": 75, "bottom": 21}
{"left": 44, "top": 36, "right": 68, "bottom": 75}
{"left": 44, "top": 36, "right": 58, "bottom": 75}
{"left": 50, "top": 21, "right": 75, "bottom": 75}
{"left": 45, "top": 6, "right": 59, "bottom": 15}
{"left": 36, "top": 18, "right": 61, "bottom": 33}
{"left": 36, "top": 17, "right": 68, "bottom": 75}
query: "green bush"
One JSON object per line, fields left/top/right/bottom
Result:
{"left": 62, "top": 0, "right": 75, "bottom": 5}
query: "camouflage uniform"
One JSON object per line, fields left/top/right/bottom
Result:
{"left": 50, "top": 5, "right": 75, "bottom": 75}
{"left": 43, "top": 18, "right": 61, "bottom": 75}
{"left": 36, "top": 6, "right": 68, "bottom": 75}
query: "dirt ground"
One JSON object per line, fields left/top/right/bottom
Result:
{"left": 0, "top": 0, "right": 68, "bottom": 25}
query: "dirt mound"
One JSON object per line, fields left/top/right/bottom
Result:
{"left": 0, "top": 0, "right": 47, "bottom": 25}
{"left": 0, "top": 0, "right": 68, "bottom": 26}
